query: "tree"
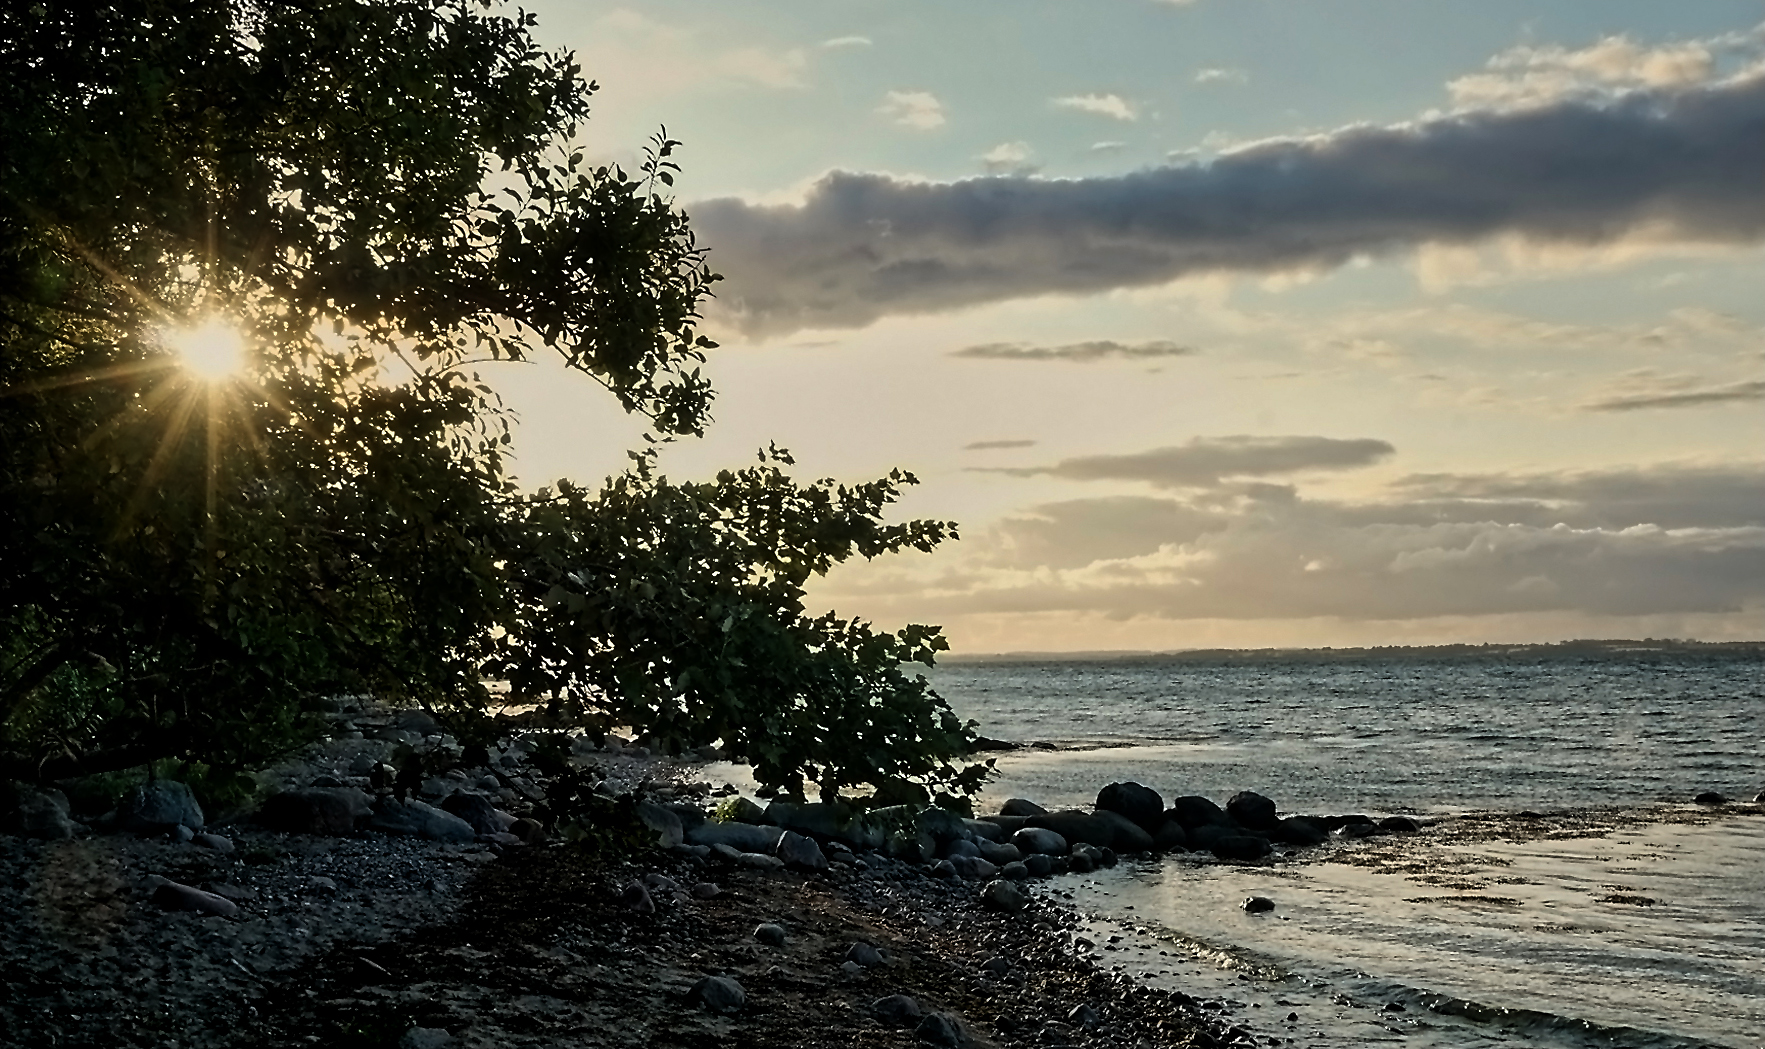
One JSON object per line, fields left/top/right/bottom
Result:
{"left": 0, "top": 0, "right": 981, "bottom": 804}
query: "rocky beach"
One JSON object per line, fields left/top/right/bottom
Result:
{"left": 0, "top": 696, "right": 1385, "bottom": 1049}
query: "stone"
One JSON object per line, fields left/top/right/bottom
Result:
{"left": 872, "top": 994, "right": 923, "bottom": 1026}
{"left": 1212, "top": 835, "right": 1271, "bottom": 862}
{"left": 764, "top": 800, "right": 883, "bottom": 849}
{"left": 981, "top": 878, "right": 1028, "bottom": 911}
{"left": 306, "top": 875, "right": 338, "bottom": 894}
{"left": 393, "top": 708, "right": 441, "bottom": 735}
{"left": 510, "top": 817, "right": 545, "bottom": 844}
{"left": 886, "top": 828, "right": 936, "bottom": 864}
{"left": 151, "top": 880, "right": 239, "bottom": 918}
{"left": 840, "top": 960, "right": 864, "bottom": 975}
{"left": 949, "top": 855, "right": 1000, "bottom": 880}
{"left": 716, "top": 796, "right": 769, "bottom": 824}
{"left": 1021, "top": 853, "right": 1053, "bottom": 877}
{"left": 1167, "top": 796, "right": 1228, "bottom": 830}
{"left": 961, "top": 818, "right": 1004, "bottom": 842}
{"left": 1225, "top": 791, "right": 1279, "bottom": 831}
{"left": 1693, "top": 791, "right": 1728, "bottom": 805}
{"left": 1067, "top": 847, "right": 1095, "bottom": 874}
{"left": 1151, "top": 820, "right": 1188, "bottom": 851}
{"left": 169, "top": 823, "right": 195, "bottom": 843}
{"left": 1009, "top": 827, "right": 1068, "bottom": 856}
{"left": 311, "top": 774, "right": 344, "bottom": 788}
{"left": 930, "top": 859, "right": 957, "bottom": 878}
{"left": 1092, "top": 810, "right": 1155, "bottom": 853}
{"left": 686, "top": 821, "right": 785, "bottom": 853}
{"left": 916, "top": 1012, "right": 962, "bottom": 1047}
{"left": 5, "top": 786, "right": 78, "bottom": 840}
{"left": 979, "top": 956, "right": 1010, "bottom": 976}
{"left": 976, "top": 839, "right": 1021, "bottom": 865}
{"left": 754, "top": 922, "right": 787, "bottom": 947}
{"left": 620, "top": 881, "right": 655, "bottom": 914}
{"left": 916, "top": 806, "right": 971, "bottom": 845}
{"left": 1270, "top": 816, "right": 1328, "bottom": 847}
{"left": 1027, "top": 810, "right": 1117, "bottom": 850}
{"left": 1096, "top": 781, "right": 1164, "bottom": 830}
{"left": 845, "top": 941, "right": 885, "bottom": 967}
{"left": 437, "top": 792, "right": 505, "bottom": 835}
{"left": 193, "top": 832, "right": 234, "bottom": 853}
{"left": 691, "top": 881, "right": 721, "bottom": 899}
{"left": 943, "top": 837, "right": 980, "bottom": 859}
{"left": 690, "top": 975, "right": 746, "bottom": 1013}
{"left": 980, "top": 814, "right": 1030, "bottom": 836}
{"left": 1068, "top": 1002, "right": 1100, "bottom": 1028}
{"left": 260, "top": 787, "right": 373, "bottom": 836}
{"left": 119, "top": 781, "right": 204, "bottom": 834}
{"left": 1336, "top": 821, "right": 1383, "bottom": 839}
{"left": 776, "top": 830, "right": 828, "bottom": 871}
{"left": 1000, "top": 860, "right": 1029, "bottom": 880}
{"left": 629, "top": 800, "right": 684, "bottom": 848}
{"left": 734, "top": 851, "right": 785, "bottom": 871}
{"left": 644, "top": 873, "right": 681, "bottom": 892}
{"left": 999, "top": 798, "right": 1047, "bottom": 817}
{"left": 664, "top": 802, "right": 707, "bottom": 835}
{"left": 1187, "top": 824, "right": 1229, "bottom": 850}
{"left": 397, "top": 1028, "right": 454, "bottom": 1049}
{"left": 368, "top": 798, "right": 475, "bottom": 843}
{"left": 1379, "top": 815, "right": 1422, "bottom": 834}
{"left": 1241, "top": 896, "right": 1275, "bottom": 913}
{"left": 348, "top": 753, "right": 379, "bottom": 775}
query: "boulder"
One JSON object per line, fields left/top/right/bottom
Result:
{"left": 1168, "top": 796, "right": 1228, "bottom": 830}
{"left": 686, "top": 821, "right": 785, "bottom": 854}
{"left": 1067, "top": 845, "right": 1097, "bottom": 873}
{"left": 368, "top": 798, "right": 475, "bottom": 843}
{"left": 1693, "top": 791, "right": 1728, "bottom": 806}
{"left": 150, "top": 880, "right": 239, "bottom": 918}
{"left": 1211, "top": 835, "right": 1271, "bottom": 862}
{"left": 4, "top": 785, "right": 78, "bottom": 840}
{"left": 664, "top": 802, "right": 707, "bottom": 835}
{"left": 776, "top": 830, "right": 828, "bottom": 871}
{"left": 916, "top": 1013, "right": 963, "bottom": 1048}
{"left": 443, "top": 793, "right": 516, "bottom": 837}
{"left": 633, "top": 801, "right": 685, "bottom": 848}
{"left": 916, "top": 806, "right": 971, "bottom": 845}
{"left": 1096, "top": 781, "right": 1164, "bottom": 831}
{"left": 1379, "top": 815, "right": 1421, "bottom": 834}
{"left": 981, "top": 878, "right": 1028, "bottom": 911}
{"left": 1187, "top": 823, "right": 1228, "bottom": 850}
{"left": 193, "top": 832, "right": 234, "bottom": 853}
{"left": 716, "top": 796, "right": 769, "bottom": 824}
{"left": 1225, "top": 791, "right": 1279, "bottom": 831}
{"left": 1000, "top": 860, "right": 1029, "bottom": 880}
{"left": 1026, "top": 810, "right": 1116, "bottom": 849}
{"left": 1241, "top": 896, "right": 1275, "bottom": 913}
{"left": 510, "top": 817, "right": 545, "bottom": 844}
{"left": 1151, "top": 820, "right": 1188, "bottom": 851}
{"left": 1093, "top": 810, "right": 1155, "bottom": 853}
{"left": 397, "top": 1029, "right": 454, "bottom": 1049}
{"left": 872, "top": 994, "right": 922, "bottom": 1026}
{"left": 980, "top": 814, "right": 1030, "bottom": 835}
{"left": 942, "top": 838, "right": 980, "bottom": 859}
{"left": 885, "top": 828, "right": 936, "bottom": 864}
{"left": 119, "top": 781, "right": 204, "bottom": 834}
{"left": 961, "top": 818, "right": 1004, "bottom": 842}
{"left": 998, "top": 798, "right": 1047, "bottom": 817}
{"left": 1270, "top": 816, "right": 1328, "bottom": 847}
{"left": 845, "top": 941, "right": 886, "bottom": 967}
{"left": 949, "top": 855, "right": 1000, "bottom": 880}
{"left": 260, "top": 787, "right": 372, "bottom": 836}
{"left": 975, "top": 839, "right": 1021, "bottom": 865}
{"left": 1010, "top": 827, "right": 1068, "bottom": 856}
{"left": 753, "top": 922, "right": 787, "bottom": 947}
{"left": 1021, "top": 853, "right": 1053, "bottom": 877}
{"left": 690, "top": 975, "right": 746, "bottom": 1013}
{"left": 1336, "top": 821, "right": 1384, "bottom": 839}
{"left": 619, "top": 881, "right": 655, "bottom": 914}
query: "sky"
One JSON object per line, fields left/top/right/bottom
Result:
{"left": 492, "top": 0, "right": 1765, "bottom": 653}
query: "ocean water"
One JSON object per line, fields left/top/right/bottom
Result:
{"left": 924, "top": 652, "right": 1765, "bottom": 1049}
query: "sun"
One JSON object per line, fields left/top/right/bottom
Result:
{"left": 167, "top": 317, "right": 247, "bottom": 381}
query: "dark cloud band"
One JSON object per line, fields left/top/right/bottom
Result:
{"left": 976, "top": 435, "right": 1396, "bottom": 488}
{"left": 692, "top": 73, "right": 1765, "bottom": 335}
{"left": 951, "top": 339, "right": 1196, "bottom": 361}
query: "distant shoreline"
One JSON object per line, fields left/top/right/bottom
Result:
{"left": 940, "top": 637, "right": 1765, "bottom": 664}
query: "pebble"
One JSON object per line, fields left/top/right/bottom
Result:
{"left": 619, "top": 881, "right": 655, "bottom": 914}
{"left": 150, "top": 880, "right": 240, "bottom": 918}
{"left": 691, "top": 881, "right": 722, "bottom": 899}
{"left": 193, "top": 832, "right": 234, "bottom": 853}
{"left": 1241, "top": 896, "right": 1275, "bottom": 913}
{"left": 307, "top": 875, "right": 339, "bottom": 894}
{"left": 844, "top": 941, "right": 885, "bottom": 967}
{"left": 690, "top": 974, "right": 746, "bottom": 1012}
{"left": 397, "top": 1026, "right": 454, "bottom": 1048}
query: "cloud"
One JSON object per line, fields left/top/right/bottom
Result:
{"left": 964, "top": 439, "right": 1038, "bottom": 451}
{"left": 692, "top": 71, "right": 1765, "bottom": 335}
{"left": 1449, "top": 35, "right": 1721, "bottom": 109}
{"left": 1052, "top": 93, "right": 1138, "bottom": 121}
{"left": 979, "top": 141, "right": 1037, "bottom": 175}
{"left": 1582, "top": 377, "right": 1765, "bottom": 411}
{"left": 877, "top": 90, "right": 945, "bottom": 129}
{"left": 978, "top": 436, "right": 1396, "bottom": 488}
{"left": 1090, "top": 141, "right": 1127, "bottom": 153}
{"left": 1193, "top": 67, "right": 1248, "bottom": 85}
{"left": 951, "top": 339, "right": 1197, "bottom": 362}
{"left": 821, "top": 35, "right": 872, "bottom": 49}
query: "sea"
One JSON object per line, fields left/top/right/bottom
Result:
{"left": 922, "top": 649, "right": 1765, "bottom": 1049}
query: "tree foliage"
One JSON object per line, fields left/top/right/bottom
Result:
{"left": 0, "top": 0, "right": 980, "bottom": 802}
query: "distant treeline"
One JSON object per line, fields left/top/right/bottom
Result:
{"left": 946, "top": 639, "right": 1765, "bottom": 665}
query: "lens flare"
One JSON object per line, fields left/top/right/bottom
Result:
{"left": 168, "top": 318, "right": 246, "bottom": 381}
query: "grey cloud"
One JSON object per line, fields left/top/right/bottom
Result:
{"left": 964, "top": 438, "right": 1037, "bottom": 450}
{"left": 950, "top": 339, "right": 1196, "bottom": 362}
{"left": 979, "top": 436, "right": 1395, "bottom": 488}
{"left": 984, "top": 496, "right": 1228, "bottom": 569}
{"left": 1388, "top": 463, "right": 1765, "bottom": 530}
{"left": 1583, "top": 378, "right": 1765, "bottom": 411}
{"left": 691, "top": 73, "right": 1765, "bottom": 335}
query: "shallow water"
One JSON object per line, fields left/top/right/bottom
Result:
{"left": 924, "top": 654, "right": 1765, "bottom": 1048}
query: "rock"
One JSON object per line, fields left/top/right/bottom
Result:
{"left": 886, "top": 828, "right": 936, "bottom": 864}
{"left": 764, "top": 800, "right": 881, "bottom": 849}
{"left": 397, "top": 1028, "right": 454, "bottom": 1049}
{"left": 961, "top": 818, "right": 1004, "bottom": 842}
{"left": 1092, "top": 809, "right": 1155, "bottom": 853}
{"left": 1379, "top": 815, "right": 1422, "bottom": 834}
{"left": 1187, "top": 823, "right": 1228, "bottom": 850}
{"left": 664, "top": 802, "right": 708, "bottom": 835}
{"left": 980, "top": 814, "right": 1030, "bottom": 835}
{"left": 872, "top": 994, "right": 923, "bottom": 1026}
{"left": 644, "top": 873, "right": 681, "bottom": 892}
{"left": 1068, "top": 1002, "right": 1100, "bottom": 1028}
{"left": 168, "top": 823, "right": 195, "bottom": 843}
{"left": 509, "top": 817, "right": 545, "bottom": 844}
{"left": 930, "top": 859, "right": 957, "bottom": 878}
{"left": 1211, "top": 835, "right": 1271, "bottom": 862}
{"left": 192, "top": 832, "right": 234, "bottom": 853}
{"left": 120, "top": 781, "right": 204, "bottom": 834}
{"left": 150, "top": 880, "right": 239, "bottom": 917}
{"left": 626, "top": 800, "right": 683, "bottom": 848}
{"left": 311, "top": 774, "right": 344, "bottom": 788}
{"left": 840, "top": 960, "right": 864, "bottom": 975}
{"left": 916, "top": 806, "right": 971, "bottom": 845}
{"left": 975, "top": 839, "right": 1021, "bottom": 865}
{"left": 1021, "top": 853, "right": 1053, "bottom": 877}
{"left": 5, "top": 786, "right": 78, "bottom": 840}
{"left": 943, "top": 837, "right": 980, "bottom": 859}
{"left": 916, "top": 1012, "right": 963, "bottom": 1047}
{"left": 1067, "top": 847, "right": 1096, "bottom": 873}
{"left": 1000, "top": 860, "right": 1029, "bottom": 880}
{"left": 1241, "top": 896, "right": 1275, "bottom": 913}
{"left": 1097, "top": 781, "right": 1164, "bottom": 830}
{"left": 776, "top": 830, "right": 828, "bottom": 870}
{"left": 439, "top": 792, "right": 510, "bottom": 836}
{"left": 999, "top": 798, "right": 1047, "bottom": 817}
{"left": 1336, "top": 821, "right": 1384, "bottom": 839}
{"left": 1271, "top": 816, "right": 1328, "bottom": 847}
{"left": 734, "top": 851, "right": 785, "bottom": 871}
{"left": 691, "top": 881, "right": 721, "bottom": 899}
{"left": 619, "top": 881, "right": 655, "bottom": 914}
{"left": 1168, "top": 795, "right": 1229, "bottom": 830}
{"left": 1010, "top": 827, "right": 1068, "bottom": 856}
{"left": 686, "top": 821, "right": 785, "bottom": 853}
{"left": 716, "top": 796, "right": 769, "bottom": 824}
{"left": 261, "top": 787, "right": 373, "bottom": 836}
{"left": 845, "top": 941, "right": 886, "bottom": 967}
{"left": 1693, "top": 791, "right": 1728, "bottom": 805}
{"left": 1151, "top": 820, "right": 1188, "bottom": 851}
{"left": 1226, "top": 790, "right": 1279, "bottom": 831}
{"left": 981, "top": 878, "right": 1028, "bottom": 911}
{"left": 690, "top": 975, "right": 746, "bottom": 1012}
{"left": 979, "top": 956, "right": 1010, "bottom": 976}
{"left": 306, "top": 875, "right": 338, "bottom": 894}
{"left": 949, "top": 855, "right": 1000, "bottom": 880}
{"left": 754, "top": 922, "right": 787, "bottom": 947}
{"left": 368, "top": 798, "right": 475, "bottom": 843}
